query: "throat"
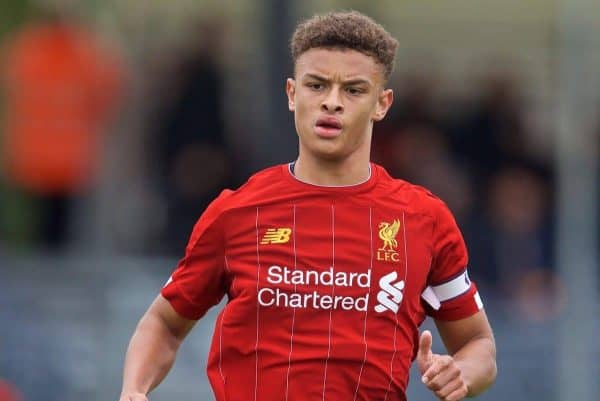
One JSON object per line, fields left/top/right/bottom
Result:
{"left": 291, "top": 158, "right": 371, "bottom": 186}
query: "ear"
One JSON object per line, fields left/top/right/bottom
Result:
{"left": 372, "top": 88, "right": 394, "bottom": 122}
{"left": 286, "top": 78, "right": 296, "bottom": 112}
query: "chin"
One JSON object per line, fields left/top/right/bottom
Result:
{"left": 309, "top": 145, "right": 348, "bottom": 161}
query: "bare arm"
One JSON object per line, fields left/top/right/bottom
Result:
{"left": 435, "top": 310, "right": 497, "bottom": 396}
{"left": 417, "top": 310, "right": 497, "bottom": 401}
{"left": 119, "top": 295, "right": 197, "bottom": 400}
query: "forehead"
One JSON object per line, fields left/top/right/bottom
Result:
{"left": 295, "top": 48, "right": 384, "bottom": 83}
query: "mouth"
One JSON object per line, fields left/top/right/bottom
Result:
{"left": 315, "top": 116, "right": 343, "bottom": 138}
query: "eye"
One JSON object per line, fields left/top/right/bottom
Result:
{"left": 306, "top": 82, "right": 324, "bottom": 91}
{"left": 346, "top": 87, "right": 364, "bottom": 95}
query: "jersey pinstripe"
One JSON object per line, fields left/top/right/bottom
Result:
{"left": 161, "top": 163, "right": 483, "bottom": 401}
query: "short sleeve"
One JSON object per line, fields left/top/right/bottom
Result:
{"left": 161, "top": 191, "right": 231, "bottom": 320}
{"left": 424, "top": 200, "right": 483, "bottom": 321}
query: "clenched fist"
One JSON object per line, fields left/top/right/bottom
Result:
{"left": 416, "top": 330, "right": 469, "bottom": 401}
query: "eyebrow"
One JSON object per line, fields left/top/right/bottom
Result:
{"left": 303, "top": 73, "right": 372, "bottom": 86}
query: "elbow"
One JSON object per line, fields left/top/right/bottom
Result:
{"left": 466, "top": 337, "right": 497, "bottom": 397}
{"left": 486, "top": 336, "right": 498, "bottom": 383}
{"left": 488, "top": 337, "right": 498, "bottom": 385}
{"left": 487, "top": 357, "right": 498, "bottom": 388}
{"left": 478, "top": 357, "right": 497, "bottom": 396}
{"left": 467, "top": 359, "right": 497, "bottom": 398}
{"left": 481, "top": 334, "right": 498, "bottom": 390}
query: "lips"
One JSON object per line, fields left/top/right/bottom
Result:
{"left": 316, "top": 116, "right": 342, "bottom": 129}
{"left": 315, "top": 116, "right": 343, "bottom": 137}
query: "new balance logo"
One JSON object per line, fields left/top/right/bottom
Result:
{"left": 260, "top": 228, "right": 292, "bottom": 244}
{"left": 374, "top": 271, "right": 405, "bottom": 313}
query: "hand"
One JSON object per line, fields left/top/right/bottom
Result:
{"left": 119, "top": 393, "right": 148, "bottom": 401}
{"left": 416, "top": 330, "right": 469, "bottom": 401}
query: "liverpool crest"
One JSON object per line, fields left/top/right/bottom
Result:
{"left": 377, "top": 219, "right": 401, "bottom": 262}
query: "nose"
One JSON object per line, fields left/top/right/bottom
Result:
{"left": 321, "top": 87, "right": 344, "bottom": 113}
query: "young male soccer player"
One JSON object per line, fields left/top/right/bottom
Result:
{"left": 119, "top": 11, "right": 497, "bottom": 401}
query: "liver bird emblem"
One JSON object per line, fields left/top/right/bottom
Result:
{"left": 378, "top": 219, "right": 400, "bottom": 251}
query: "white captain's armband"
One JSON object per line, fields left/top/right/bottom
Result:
{"left": 420, "top": 269, "right": 483, "bottom": 311}
{"left": 421, "top": 286, "right": 441, "bottom": 310}
{"left": 164, "top": 276, "right": 173, "bottom": 288}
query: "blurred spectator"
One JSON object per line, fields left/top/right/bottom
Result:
{"left": 149, "top": 20, "right": 235, "bottom": 254}
{"left": 377, "top": 123, "right": 475, "bottom": 220}
{"left": 0, "top": 3, "right": 126, "bottom": 250}
{"left": 467, "top": 165, "right": 560, "bottom": 320}
{"left": 372, "top": 71, "right": 561, "bottom": 321}
{"left": 372, "top": 73, "right": 439, "bottom": 174}
{"left": 448, "top": 73, "right": 531, "bottom": 182}
{"left": 372, "top": 75, "right": 476, "bottom": 228}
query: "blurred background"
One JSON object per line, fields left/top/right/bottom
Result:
{"left": 0, "top": 0, "right": 598, "bottom": 400}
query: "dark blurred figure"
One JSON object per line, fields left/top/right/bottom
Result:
{"left": 373, "top": 74, "right": 476, "bottom": 225}
{"left": 151, "top": 20, "right": 235, "bottom": 254}
{"left": 372, "top": 73, "right": 439, "bottom": 176}
{"left": 372, "top": 71, "right": 561, "bottom": 321}
{"left": 0, "top": 3, "right": 126, "bottom": 250}
{"left": 448, "top": 73, "right": 530, "bottom": 183}
{"left": 467, "top": 165, "right": 561, "bottom": 321}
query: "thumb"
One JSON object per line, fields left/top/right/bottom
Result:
{"left": 417, "top": 330, "right": 433, "bottom": 372}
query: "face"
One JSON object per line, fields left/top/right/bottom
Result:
{"left": 286, "top": 48, "right": 393, "bottom": 162}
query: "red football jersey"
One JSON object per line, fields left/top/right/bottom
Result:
{"left": 161, "top": 163, "right": 483, "bottom": 401}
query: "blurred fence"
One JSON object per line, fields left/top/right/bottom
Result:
{"left": 1, "top": 254, "right": 598, "bottom": 401}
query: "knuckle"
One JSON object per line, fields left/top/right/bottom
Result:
{"left": 438, "top": 357, "right": 450, "bottom": 369}
{"left": 450, "top": 386, "right": 468, "bottom": 401}
{"left": 436, "top": 388, "right": 450, "bottom": 400}
{"left": 442, "top": 380, "right": 464, "bottom": 401}
{"left": 427, "top": 379, "right": 440, "bottom": 391}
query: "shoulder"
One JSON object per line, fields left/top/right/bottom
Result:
{"left": 373, "top": 163, "right": 450, "bottom": 219}
{"left": 242, "top": 164, "right": 285, "bottom": 186}
{"left": 209, "top": 164, "right": 288, "bottom": 213}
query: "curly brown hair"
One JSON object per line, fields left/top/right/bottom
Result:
{"left": 290, "top": 11, "right": 398, "bottom": 81}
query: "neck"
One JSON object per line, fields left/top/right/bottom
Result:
{"left": 293, "top": 150, "right": 371, "bottom": 186}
